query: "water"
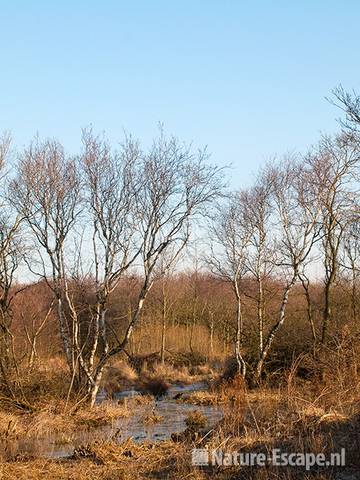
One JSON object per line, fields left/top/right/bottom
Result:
{"left": 0, "top": 382, "right": 223, "bottom": 459}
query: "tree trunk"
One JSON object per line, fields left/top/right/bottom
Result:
{"left": 300, "top": 275, "right": 316, "bottom": 343}
{"left": 89, "top": 368, "right": 104, "bottom": 407}
{"left": 322, "top": 276, "right": 333, "bottom": 343}
{"left": 160, "top": 295, "right": 167, "bottom": 364}
{"left": 351, "top": 267, "right": 358, "bottom": 322}
{"left": 234, "top": 282, "right": 246, "bottom": 378}
{"left": 254, "top": 275, "right": 297, "bottom": 384}
{"left": 257, "top": 276, "right": 264, "bottom": 359}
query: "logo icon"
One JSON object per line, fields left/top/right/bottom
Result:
{"left": 192, "top": 449, "right": 209, "bottom": 466}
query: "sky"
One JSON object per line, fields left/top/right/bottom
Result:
{"left": 1, "top": 0, "right": 360, "bottom": 188}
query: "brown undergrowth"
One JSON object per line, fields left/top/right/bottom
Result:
{"left": 1, "top": 341, "right": 360, "bottom": 479}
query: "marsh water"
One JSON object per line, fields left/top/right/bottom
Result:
{"left": 1, "top": 382, "right": 223, "bottom": 459}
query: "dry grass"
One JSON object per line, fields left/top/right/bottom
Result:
{"left": 141, "top": 409, "right": 163, "bottom": 425}
{"left": 131, "top": 323, "right": 227, "bottom": 360}
{"left": 142, "top": 361, "right": 214, "bottom": 385}
{"left": 101, "top": 361, "right": 139, "bottom": 398}
{"left": 0, "top": 399, "right": 130, "bottom": 443}
{"left": 185, "top": 410, "right": 208, "bottom": 431}
{"left": 179, "top": 376, "right": 245, "bottom": 406}
{"left": 0, "top": 439, "right": 205, "bottom": 480}
{"left": 0, "top": 388, "right": 358, "bottom": 479}
{"left": 203, "top": 348, "right": 360, "bottom": 477}
{"left": 1, "top": 339, "right": 360, "bottom": 478}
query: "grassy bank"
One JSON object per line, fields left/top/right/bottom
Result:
{"left": 1, "top": 342, "right": 360, "bottom": 479}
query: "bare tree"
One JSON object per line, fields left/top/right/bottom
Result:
{"left": 151, "top": 250, "right": 180, "bottom": 365}
{"left": 206, "top": 191, "right": 253, "bottom": 377}
{"left": 241, "top": 176, "right": 274, "bottom": 361}
{"left": 22, "top": 301, "right": 54, "bottom": 368}
{"left": 253, "top": 157, "right": 322, "bottom": 383}
{"left": 330, "top": 85, "right": 360, "bottom": 132}
{"left": 90, "top": 131, "right": 224, "bottom": 403}
{"left": 11, "top": 130, "right": 222, "bottom": 405}
{"left": 341, "top": 219, "right": 360, "bottom": 322}
{"left": 79, "top": 130, "right": 143, "bottom": 404}
{"left": 298, "top": 271, "right": 317, "bottom": 343}
{"left": 10, "top": 137, "right": 82, "bottom": 383}
{"left": 0, "top": 133, "right": 24, "bottom": 396}
{"left": 306, "top": 134, "right": 359, "bottom": 342}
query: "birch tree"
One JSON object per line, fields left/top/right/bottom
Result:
{"left": 10, "top": 138, "right": 82, "bottom": 384}
{"left": 207, "top": 191, "right": 253, "bottom": 377}
{"left": 241, "top": 177, "right": 274, "bottom": 361}
{"left": 12, "top": 130, "right": 223, "bottom": 405}
{"left": 341, "top": 219, "right": 360, "bottom": 322}
{"left": 80, "top": 130, "right": 142, "bottom": 404}
{"left": 91, "top": 132, "right": 224, "bottom": 402}
{"left": 306, "top": 134, "right": 359, "bottom": 342}
{"left": 0, "top": 133, "right": 24, "bottom": 396}
{"left": 253, "top": 157, "right": 322, "bottom": 383}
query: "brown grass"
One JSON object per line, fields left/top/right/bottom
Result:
{"left": 141, "top": 409, "right": 163, "bottom": 425}
{"left": 185, "top": 410, "right": 208, "bottom": 431}
{"left": 141, "top": 361, "right": 214, "bottom": 385}
{"left": 1, "top": 336, "right": 360, "bottom": 479}
{"left": 0, "top": 399, "right": 130, "bottom": 444}
{"left": 0, "top": 439, "right": 205, "bottom": 480}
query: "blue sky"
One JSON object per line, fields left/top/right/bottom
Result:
{"left": 1, "top": 1, "right": 359, "bottom": 187}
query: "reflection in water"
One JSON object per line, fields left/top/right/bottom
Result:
{"left": 0, "top": 383, "right": 223, "bottom": 459}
